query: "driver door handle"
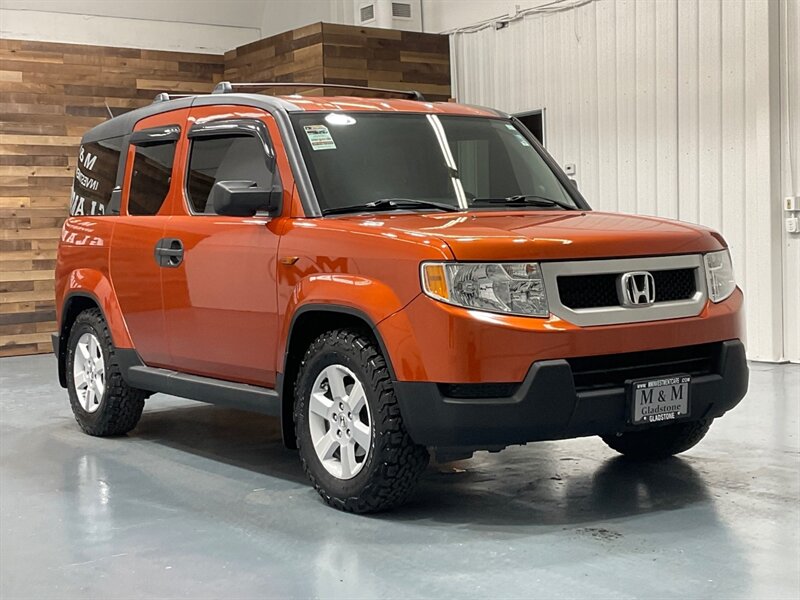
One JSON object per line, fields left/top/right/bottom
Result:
{"left": 154, "top": 238, "right": 184, "bottom": 268}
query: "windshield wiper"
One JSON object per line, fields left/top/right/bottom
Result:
{"left": 471, "top": 194, "right": 577, "bottom": 211}
{"left": 322, "top": 198, "right": 461, "bottom": 216}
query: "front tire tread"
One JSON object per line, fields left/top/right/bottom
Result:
{"left": 294, "top": 329, "right": 429, "bottom": 513}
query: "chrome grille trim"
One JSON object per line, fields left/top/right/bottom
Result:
{"left": 541, "top": 254, "right": 707, "bottom": 326}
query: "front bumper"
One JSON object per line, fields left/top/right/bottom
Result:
{"left": 378, "top": 288, "right": 745, "bottom": 383}
{"left": 393, "top": 339, "right": 748, "bottom": 449}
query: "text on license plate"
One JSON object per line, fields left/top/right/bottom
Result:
{"left": 630, "top": 375, "right": 690, "bottom": 425}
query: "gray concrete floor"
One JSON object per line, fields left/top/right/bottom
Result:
{"left": 0, "top": 355, "right": 798, "bottom": 600}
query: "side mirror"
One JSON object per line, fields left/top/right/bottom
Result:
{"left": 211, "top": 180, "right": 281, "bottom": 217}
{"left": 569, "top": 178, "right": 579, "bottom": 190}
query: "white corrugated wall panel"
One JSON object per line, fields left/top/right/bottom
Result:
{"left": 742, "top": 0, "right": 784, "bottom": 362}
{"left": 781, "top": 0, "right": 800, "bottom": 363}
{"left": 720, "top": 0, "right": 747, "bottom": 310}
{"left": 450, "top": 0, "right": 793, "bottom": 361}
{"left": 595, "top": 0, "right": 619, "bottom": 213}
{"left": 655, "top": 0, "right": 678, "bottom": 219}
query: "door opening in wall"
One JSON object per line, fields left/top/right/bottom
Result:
{"left": 515, "top": 109, "right": 545, "bottom": 146}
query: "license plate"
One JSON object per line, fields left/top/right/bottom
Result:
{"left": 629, "top": 375, "right": 691, "bottom": 425}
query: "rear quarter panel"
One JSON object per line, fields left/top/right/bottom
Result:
{"left": 55, "top": 217, "right": 133, "bottom": 348}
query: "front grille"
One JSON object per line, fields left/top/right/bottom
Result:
{"left": 557, "top": 268, "right": 696, "bottom": 309}
{"left": 567, "top": 342, "right": 720, "bottom": 392}
{"left": 652, "top": 269, "right": 696, "bottom": 302}
{"left": 556, "top": 273, "right": 619, "bottom": 309}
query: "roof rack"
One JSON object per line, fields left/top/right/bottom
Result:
{"left": 211, "top": 81, "right": 426, "bottom": 101}
{"left": 152, "top": 92, "right": 197, "bottom": 104}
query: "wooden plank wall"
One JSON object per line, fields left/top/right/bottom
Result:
{"left": 0, "top": 39, "right": 223, "bottom": 357}
{"left": 321, "top": 23, "right": 450, "bottom": 101}
{"left": 0, "top": 24, "right": 450, "bottom": 357}
{"left": 224, "top": 23, "right": 325, "bottom": 91}
{"left": 224, "top": 22, "right": 450, "bottom": 100}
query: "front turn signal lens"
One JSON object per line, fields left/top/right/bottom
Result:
{"left": 421, "top": 263, "right": 449, "bottom": 301}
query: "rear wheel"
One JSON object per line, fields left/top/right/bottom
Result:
{"left": 601, "top": 419, "right": 713, "bottom": 460}
{"left": 294, "top": 329, "right": 429, "bottom": 513}
{"left": 66, "top": 308, "right": 146, "bottom": 436}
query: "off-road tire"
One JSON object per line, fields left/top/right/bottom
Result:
{"left": 602, "top": 418, "right": 713, "bottom": 460}
{"left": 294, "top": 329, "right": 429, "bottom": 513}
{"left": 66, "top": 308, "right": 146, "bottom": 436}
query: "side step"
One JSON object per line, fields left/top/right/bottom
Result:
{"left": 122, "top": 361, "right": 280, "bottom": 416}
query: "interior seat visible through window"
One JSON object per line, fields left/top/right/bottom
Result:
{"left": 186, "top": 134, "right": 274, "bottom": 214}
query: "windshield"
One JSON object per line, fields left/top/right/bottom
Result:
{"left": 290, "top": 113, "right": 580, "bottom": 214}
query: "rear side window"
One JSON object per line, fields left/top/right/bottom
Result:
{"left": 70, "top": 137, "right": 123, "bottom": 216}
{"left": 186, "top": 134, "right": 275, "bottom": 214}
{"left": 128, "top": 142, "right": 177, "bottom": 216}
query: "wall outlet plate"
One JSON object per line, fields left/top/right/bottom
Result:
{"left": 785, "top": 196, "right": 800, "bottom": 211}
{"left": 786, "top": 216, "right": 799, "bottom": 234}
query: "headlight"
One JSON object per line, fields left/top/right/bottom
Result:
{"left": 704, "top": 249, "right": 736, "bottom": 302}
{"left": 421, "top": 262, "right": 549, "bottom": 317}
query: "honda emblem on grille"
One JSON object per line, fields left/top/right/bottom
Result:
{"left": 619, "top": 271, "right": 656, "bottom": 307}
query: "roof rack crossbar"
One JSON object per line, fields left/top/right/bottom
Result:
{"left": 212, "top": 81, "right": 426, "bottom": 101}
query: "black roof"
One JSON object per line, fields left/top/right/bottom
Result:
{"left": 82, "top": 94, "right": 302, "bottom": 143}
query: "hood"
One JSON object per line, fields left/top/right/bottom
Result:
{"left": 336, "top": 210, "right": 726, "bottom": 261}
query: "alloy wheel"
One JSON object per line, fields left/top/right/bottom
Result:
{"left": 308, "top": 364, "right": 372, "bottom": 479}
{"left": 72, "top": 332, "right": 106, "bottom": 414}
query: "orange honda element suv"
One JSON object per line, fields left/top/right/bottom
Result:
{"left": 54, "top": 82, "right": 748, "bottom": 512}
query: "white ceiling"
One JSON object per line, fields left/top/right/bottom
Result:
{"left": 0, "top": 0, "right": 266, "bottom": 28}
{"left": 0, "top": 0, "right": 553, "bottom": 53}
{"left": 0, "top": 0, "right": 554, "bottom": 37}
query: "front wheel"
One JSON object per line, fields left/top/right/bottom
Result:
{"left": 294, "top": 329, "right": 429, "bottom": 513}
{"left": 601, "top": 418, "right": 713, "bottom": 460}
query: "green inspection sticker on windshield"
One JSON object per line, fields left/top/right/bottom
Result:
{"left": 304, "top": 124, "right": 337, "bottom": 151}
